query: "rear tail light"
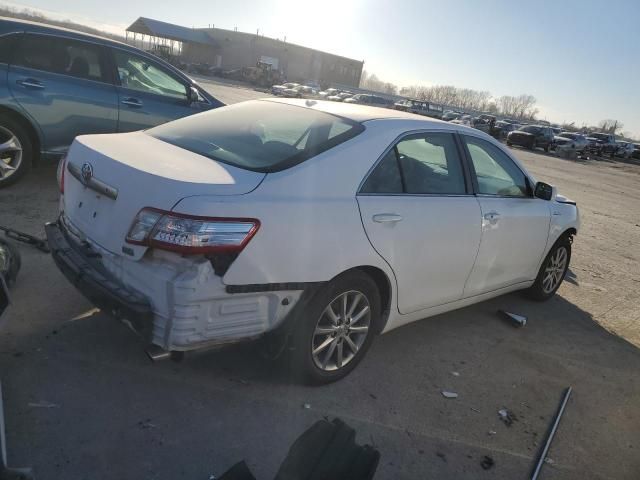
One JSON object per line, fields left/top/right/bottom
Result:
{"left": 126, "top": 208, "right": 260, "bottom": 254}
{"left": 57, "top": 156, "right": 67, "bottom": 194}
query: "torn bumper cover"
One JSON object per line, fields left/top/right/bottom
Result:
{"left": 45, "top": 220, "right": 152, "bottom": 332}
{"left": 45, "top": 219, "right": 303, "bottom": 351}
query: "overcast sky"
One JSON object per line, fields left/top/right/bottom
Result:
{"left": 9, "top": 0, "right": 640, "bottom": 137}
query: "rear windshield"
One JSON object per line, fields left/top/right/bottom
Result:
{"left": 147, "top": 100, "right": 364, "bottom": 172}
{"left": 520, "top": 126, "right": 541, "bottom": 133}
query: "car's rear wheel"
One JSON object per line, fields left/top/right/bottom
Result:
{"left": 527, "top": 236, "right": 571, "bottom": 301}
{"left": 288, "top": 271, "right": 381, "bottom": 384}
{"left": 0, "top": 116, "right": 33, "bottom": 188}
{"left": 529, "top": 139, "right": 536, "bottom": 150}
{"left": 506, "top": 141, "right": 513, "bottom": 147}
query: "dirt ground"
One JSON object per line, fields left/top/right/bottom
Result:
{"left": 0, "top": 82, "right": 639, "bottom": 479}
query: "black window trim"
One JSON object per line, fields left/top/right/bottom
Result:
{"left": 10, "top": 32, "right": 116, "bottom": 86}
{"left": 458, "top": 132, "right": 535, "bottom": 199}
{"left": 357, "top": 129, "right": 474, "bottom": 197}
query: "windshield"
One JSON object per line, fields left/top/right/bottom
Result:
{"left": 590, "top": 133, "right": 608, "bottom": 140}
{"left": 147, "top": 101, "right": 364, "bottom": 172}
{"left": 559, "top": 133, "right": 577, "bottom": 139}
{"left": 519, "top": 126, "right": 540, "bottom": 133}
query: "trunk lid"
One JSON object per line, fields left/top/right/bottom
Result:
{"left": 63, "top": 131, "right": 265, "bottom": 260}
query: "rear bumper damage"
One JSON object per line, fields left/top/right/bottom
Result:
{"left": 46, "top": 218, "right": 303, "bottom": 352}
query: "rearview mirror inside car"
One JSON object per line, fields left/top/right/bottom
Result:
{"left": 534, "top": 181, "right": 554, "bottom": 200}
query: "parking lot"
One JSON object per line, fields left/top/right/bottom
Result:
{"left": 1, "top": 79, "right": 639, "bottom": 479}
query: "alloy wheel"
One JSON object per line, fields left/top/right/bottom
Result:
{"left": 542, "top": 246, "right": 568, "bottom": 294}
{"left": 311, "top": 290, "right": 371, "bottom": 371}
{"left": 0, "top": 126, "right": 23, "bottom": 181}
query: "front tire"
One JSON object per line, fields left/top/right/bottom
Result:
{"left": 527, "top": 236, "right": 572, "bottom": 301}
{"left": 288, "top": 271, "right": 381, "bottom": 384}
{"left": 0, "top": 116, "right": 33, "bottom": 188}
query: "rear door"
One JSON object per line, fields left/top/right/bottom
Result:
{"left": 461, "top": 135, "right": 550, "bottom": 296}
{"left": 8, "top": 33, "right": 118, "bottom": 154}
{"left": 357, "top": 132, "right": 482, "bottom": 314}
{"left": 111, "top": 48, "right": 206, "bottom": 132}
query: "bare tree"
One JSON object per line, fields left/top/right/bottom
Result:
{"left": 598, "top": 119, "right": 624, "bottom": 135}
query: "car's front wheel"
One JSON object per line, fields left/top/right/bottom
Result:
{"left": 0, "top": 116, "right": 34, "bottom": 188}
{"left": 289, "top": 271, "right": 381, "bottom": 384}
{"left": 527, "top": 236, "right": 572, "bottom": 301}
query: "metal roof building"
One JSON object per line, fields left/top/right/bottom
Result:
{"left": 125, "top": 17, "right": 364, "bottom": 88}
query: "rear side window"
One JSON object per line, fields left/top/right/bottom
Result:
{"left": 147, "top": 100, "right": 364, "bottom": 172}
{"left": 361, "top": 133, "right": 467, "bottom": 195}
{"left": 14, "top": 34, "right": 108, "bottom": 82}
{"left": 0, "top": 33, "right": 19, "bottom": 64}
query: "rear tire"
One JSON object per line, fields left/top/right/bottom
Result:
{"left": 288, "top": 271, "right": 381, "bottom": 384}
{"left": 506, "top": 141, "right": 513, "bottom": 147}
{"left": 0, "top": 115, "right": 33, "bottom": 188}
{"left": 527, "top": 236, "right": 572, "bottom": 301}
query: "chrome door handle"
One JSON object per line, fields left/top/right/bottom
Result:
{"left": 17, "top": 78, "right": 44, "bottom": 89}
{"left": 121, "top": 97, "right": 143, "bottom": 108}
{"left": 372, "top": 213, "right": 403, "bottom": 223}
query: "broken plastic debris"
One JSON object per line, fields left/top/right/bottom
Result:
{"left": 488, "top": 430, "right": 497, "bottom": 435}
{"left": 28, "top": 401, "right": 59, "bottom": 408}
{"left": 480, "top": 455, "right": 495, "bottom": 470}
{"left": 441, "top": 391, "right": 458, "bottom": 399}
{"left": 498, "top": 408, "right": 516, "bottom": 426}
{"left": 498, "top": 309, "right": 527, "bottom": 327}
{"left": 303, "top": 403, "right": 311, "bottom": 409}
{"left": 451, "top": 371, "right": 460, "bottom": 377}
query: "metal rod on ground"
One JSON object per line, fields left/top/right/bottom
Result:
{"left": 531, "top": 386, "right": 573, "bottom": 480}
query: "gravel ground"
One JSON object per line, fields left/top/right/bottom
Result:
{"left": 0, "top": 80, "right": 638, "bottom": 479}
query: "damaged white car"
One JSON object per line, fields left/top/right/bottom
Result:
{"left": 47, "top": 99, "right": 579, "bottom": 383}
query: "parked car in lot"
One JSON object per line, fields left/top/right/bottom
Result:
{"left": 271, "top": 82, "right": 299, "bottom": 96}
{"left": 493, "top": 120, "right": 519, "bottom": 139}
{"left": 47, "top": 98, "right": 579, "bottom": 383}
{"left": 318, "top": 88, "right": 339, "bottom": 98}
{"left": 614, "top": 141, "right": 634, "bottom": 159}
{"left": 633, "top": 144, "right": 640, "bottom": 159}
{"left": 394, "top": 99, "right": 443, "bottom": 118}
{"left": 0, "top": 18, "right": 223, "bottom": 188}
{"left": 345, "top": 94, "right": 393, "bottom": 107}
{"left": 443, "top": 110, "right": 462, "bottom": 121}
{"left": 450, "top": 114, "right": 473, "bottom": 127}
{"left": 507, "top": 125, "right": 555, "bottom": 152}
{"left": 553, "top": 132, "right": 589, "bottom": 155}
{"left": 585, "top": 132, "right": 618, "bottom": 157}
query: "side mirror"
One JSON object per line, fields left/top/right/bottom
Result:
{"left": 534, "top": 181, "right": 555, "bottom": 201}
{"left": 187, "top": 86, "right": 200, "bottom": 104}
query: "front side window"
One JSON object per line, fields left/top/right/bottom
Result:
{"left": 115, "top": 50, "right": 186, "bottom": 99}
{"left": 148, "top": 100, "right": 364, "bottom": 172}
{"left": 361, "top": 132, "right": 467, "bottom": 195}
{"left": 464, "top": 136, "right": 529, "bottom": 197}
{"left": 14, "top": 34, "right": 107, "bottom": 82}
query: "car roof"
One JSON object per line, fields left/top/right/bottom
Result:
{"left": 264, "top": 98, "right": 442, "bottom": 122}
{"left": 0, "top": 16, "right": 132, "bottom": 49}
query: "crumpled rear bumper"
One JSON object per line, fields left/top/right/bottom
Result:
{"left": 46, "top": 217, "right": 303, "bottom": 352}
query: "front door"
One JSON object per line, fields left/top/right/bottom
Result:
{"left": 357, "top": 132, "right": 482, "bottom": 314}
{"left": 8, "top": 33, "right": 118, "bottom": 154}
{"left": 461, "top": 135, "right": 551, "bottom": 296}
{"left": 111, "top": 49, "right": 202, "bottom": 132}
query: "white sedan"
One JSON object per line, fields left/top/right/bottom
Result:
{"left": 47, "top": 99, "right": 579, "bottom": 384}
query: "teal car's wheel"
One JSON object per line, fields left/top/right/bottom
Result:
{"left": 0, "top": 116, "right": 33, "bottom": 188}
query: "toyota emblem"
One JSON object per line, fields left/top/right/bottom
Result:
{"left": 81, "top": 162, "right": 93, "bottom": 185}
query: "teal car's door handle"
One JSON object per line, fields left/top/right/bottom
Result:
{"left": 121, "top": 97, "right": 143, "bottom": 108}
{"left": 17, "top": 78, "right": 44, "bottom": 89}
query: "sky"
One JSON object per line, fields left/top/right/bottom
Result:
{"left": 6, "top": 0, "right": 640, "bottom": 137}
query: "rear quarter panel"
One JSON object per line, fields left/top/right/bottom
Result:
{"left": 173, "top": 121, "right": 406, "bottom": 286}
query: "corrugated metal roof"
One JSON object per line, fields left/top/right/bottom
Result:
{"left": 126, "top": 17, "right": 216, "bottom": 45}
